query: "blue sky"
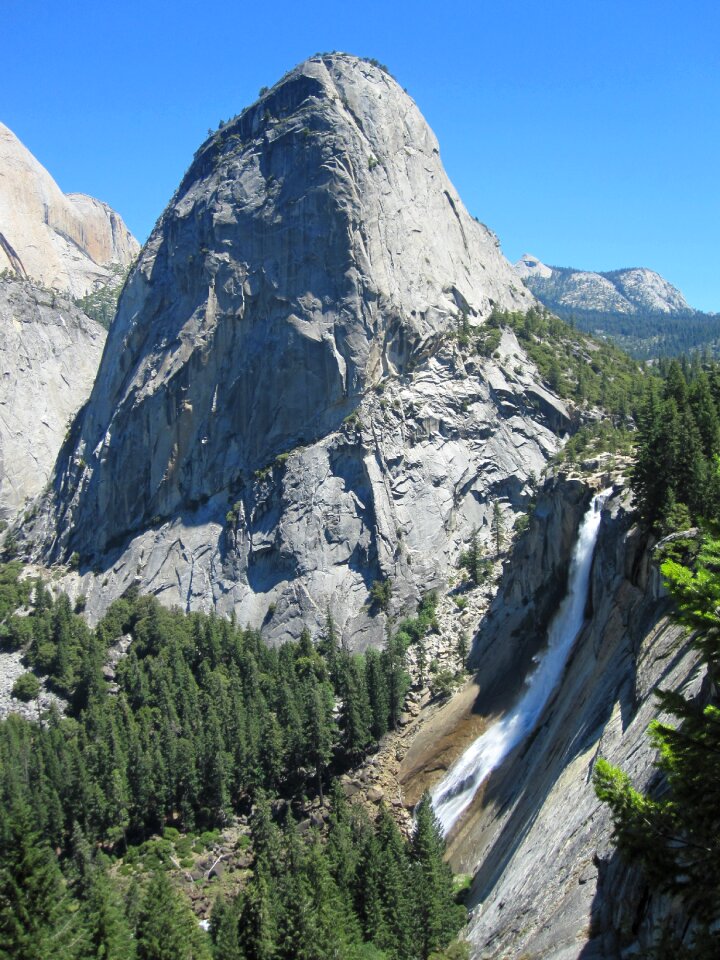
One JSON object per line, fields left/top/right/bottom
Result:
{"left": 2, "top": 0, "right": 718, "bottom": 310}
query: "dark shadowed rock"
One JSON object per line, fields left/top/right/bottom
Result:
{"left": 31, "top": 53, "right": 570, "bottom": 646}
{"left": 446, "top": 484, "right": 698, "bottom": 959}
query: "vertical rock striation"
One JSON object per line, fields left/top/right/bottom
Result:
{"left": 32, "top": 53, "right": 570, "bottom": 645}
{"left": 0, "top": 276, "right": 106, "bottom": 521}
{"left": 444, "top": 482, "right": 699, "bottom": 959}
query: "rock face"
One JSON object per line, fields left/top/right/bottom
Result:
{"left": 443, "top": 481, "right": 699, "bottom": 959}
{"left": 30, "top": 53, "right": 571, "bottom": 647}
{"left": 0, "top": 276, "right": 106, "bottom": 521}
{"left": 515, "top": 254, "right": 694, "bottom": 315}
{"left": 0, "top": 647, "right": 65, "bottom": 722}
{"left": 466, "top": 478, "right": 590, "bottom": 697}
{"left": 0, "top": 121, "right": 139, "bottom": 298}
{"left": 513, "top": 252, "right": 552, "bottom": 281}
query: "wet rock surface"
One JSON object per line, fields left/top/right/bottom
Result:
{"left": 445, "top": 485, "right": 697, "bottom": 959}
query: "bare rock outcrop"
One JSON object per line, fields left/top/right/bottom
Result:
{"left": 0, "top": 276, "right": 106, "bottom": 521}
{"left": 0, "top": 121, "right": 139, "bottom": 298}
{"left": 443, "top": 482, "right": 698, "bottom": 959}
{"left": 29, "top": 53, "right": 572, "bottom": 646}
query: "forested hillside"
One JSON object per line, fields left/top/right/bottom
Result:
{"left": 545, "top": 304, "right": 720, "bottom": 360}
{"left": 517, "top": 261, "right": 720, "bottom": 359}
{"left": 4, "top": 306, "right": 720, "bottom": 957}
{"left": 631, "top": 357, "right": 720, "bottom": 530}
{"left": 0, "top": 572, "right": 466, "bottom": 959}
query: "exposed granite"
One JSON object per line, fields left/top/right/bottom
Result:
{"left": 26, "top": 54, "right": 572, "bottom": 647}
{"left": 515, "top": 255, "right": 694, "bottom": 315}
{"left": 0, "top": 276, "right": 106, "bottom": 521}
{"left": 442, "top": 484, "right": 698, "bottom": 959}
{"left": 0, "top": 121, "right": 138, "bottom": 298}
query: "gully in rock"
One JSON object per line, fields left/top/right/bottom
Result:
{"left": 431, "top": 489, "right": 611, "bottom": 835}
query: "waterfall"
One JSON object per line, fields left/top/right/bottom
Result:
{"left": 431, "top": 490, "right": 610, "bottom": 836}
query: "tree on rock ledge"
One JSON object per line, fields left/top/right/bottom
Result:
{"left": 594, "top": 534, "right": 720, "bottom": 958}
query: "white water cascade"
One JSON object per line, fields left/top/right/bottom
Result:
{"left": 431, "top": 490, "right": 610, "bottom": 836}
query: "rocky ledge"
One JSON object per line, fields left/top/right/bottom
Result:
{"left": 24, "top": 54, "right": 573, "bottom": 649}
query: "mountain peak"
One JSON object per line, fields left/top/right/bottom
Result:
{"left": 515, "top": 255, "right": 693, "bottom": 316}
{"left": 514, "top": 253, "right": 552, "bottom": 280}
{"left": 0, "top": 121, "right": 138, "bottom": 298}
{"left": 32, "top": 56, "right": 559, "bottom": 647}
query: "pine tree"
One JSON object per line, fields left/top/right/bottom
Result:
{"left": 249, "top": 790, "right": 283, "bottom": 875}
{"left": 374, "top": 806, "right": 417, "bottom": 959}
{"left": 382, "top": 633, "right": 410, "bottom": 731}
{"left": 631, "top": 379, "right": 668, "bottom": 525}
{"left": 303, "top": 833, "right": 362, "bottom": 958}
{"left": 199, "top": 701, "right": 230, "bottom": 824}
{"left": 302, "top": 676, "right": 334, "bottom": 800}
{"left": 689, "top": 372, "right": 720, "bottom": 459}
{"left": 82, "top": 862, "right": 137, "bottom": 960}
{"left": 136, "top": 870, "right": 211, "bottom": 960}
{"left": 0, "top": 803, "right": 84, "bottom": 960}
{"left": 354, "top": 822, "right": 389, "bottom": 947}
{"left": 325, "top": 782, "right": 361, "bottom": 898}
{"left": 337, "top": 654, "right": 372, "bottom": 760}
{"left": 460, "top": 532, "right": 493, "bottom": 586}
{"left": 456, "top": 632, "right": 469, "bottom": 670}
{"left": 412, "top": 795, "right": 465, "bottom": 957}
{"left": 663, "top": 359, "right": 689, "bottom": 409}
{"left": 365, "top": 649, "right": 390, "bottom": 740}
{"left": 416, "top": 635, "right": 428, "bottom": 686}
{"left": 458, "top": 528, "right": 481, "bottom": 585}
{"left": 210, "top": 895, "right": 243, "bottom": 960}
{"left": 317, "top": 609, "right": 341, "bottom": 684}
{"left": 490, "top": 502, "right": 505, "bottom": 560}
{"left": 674, "top": 404, "right": 707, "bottom": 520}
{"left": 274, "top": 824, "right": 317, "bottom": 960}
{"left": 594, "top": 535, "right": 720, "bottom": 956}
{"left": 239, "top": 866, "right": 277, "bottom": 960}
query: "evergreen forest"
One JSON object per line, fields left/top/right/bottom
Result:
{"left": 3, "top": 309, "right": 720, "bottom": 958}
{"left": 0, "top": 571, "right": 466, "bottom": 959}
{"left": 552, "top": 306, "right": 720, "bottom": 361}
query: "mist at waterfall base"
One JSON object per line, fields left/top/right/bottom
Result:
{"left": 431, "top": 491, "right": 610, "bottom": 835}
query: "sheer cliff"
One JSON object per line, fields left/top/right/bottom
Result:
{"left": 30, "top": 53, "right": 570, "bottom": 647}
{"left": 0, "top": 276, "right": 106, "bottom": 521}
{"left": 425, "top": 480, "right": 700, "bottom": 959}
{"left": 0, "top": 121, "right": 139, "bottom": 298}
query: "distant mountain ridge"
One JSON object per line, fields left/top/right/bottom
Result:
{"left": 514, "top": 253, "right": 693, "bottom": 315}
{"left": 514, "top": 253, "right": 720, "bottom": 359}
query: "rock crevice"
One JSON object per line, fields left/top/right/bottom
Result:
{"left": 28, "top": 54, "right": 568, "bottom": 647}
